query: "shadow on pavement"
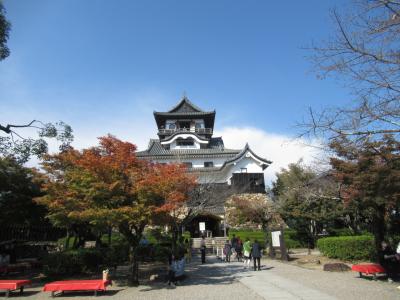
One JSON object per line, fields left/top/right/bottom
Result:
{"left": 138, "top": 257, "right": 274, "bottom": 292}
{"left": 45, "top": 289, "right": 123, "bottom": 297}
{"left": 0, "top": 290, "right": 41, "bottom": 297}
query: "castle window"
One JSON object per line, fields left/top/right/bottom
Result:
{"left": 240, "top": 168, "right": 247, "bottom": 173}
{"left": 168, "top": 123, "right": 176, "bottom": 130}
{"left": 176, "top": 138, "right": 194, "bottom": 146}
{"left": 179, "top": 121, "right": 191, "bottom": 129}
{"left": 204, "top": 161, "right": 214, "bottom": 168}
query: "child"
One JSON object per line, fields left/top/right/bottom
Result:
{"left": 167, "top": 255, "right": 186, "bottom": 286}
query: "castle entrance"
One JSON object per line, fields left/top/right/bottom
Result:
{"left": 185, "top": 214, "right": 224, "bottom": 238}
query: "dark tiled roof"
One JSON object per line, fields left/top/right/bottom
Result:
{"left": 154, "top": 111, "right": 215, "bottom": 116}
{"left": 224, "top": 143, "right": 272, "bottom": 166}
{"left": 168, "top": 97, "right": 206, "bottom": 113}
{"left": 136, "top": 138, "right": 240, "bottom": 159}
{"left": 136, "top": 140, "right": 272, "bottom": 172}
{"left": 153, "top": 97, "right": 216, "bottom": 129}
{"left": 154, "top": 97, "right": 215, "bottom": 116}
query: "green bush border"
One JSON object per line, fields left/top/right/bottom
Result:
{"left": 317, "top": 235, "right": 375, "bottom": 261}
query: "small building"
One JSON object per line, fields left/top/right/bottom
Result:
{"left": 136, "top": 97, "right": 272, "bottom": 237}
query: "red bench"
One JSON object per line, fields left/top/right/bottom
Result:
{"left": 43, "top": 280, "right": 112, "bottom": 297}
{"left": 352, "top": 263, "right": 386, "bottom": 280}
{"left": 0, "top": 280, "right": 32, "bottom": 298}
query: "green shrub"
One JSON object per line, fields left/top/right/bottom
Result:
{"left": 152, "top": 244, "right": 171, "bottom": 262}
{"left": 43, "top": 251, "right": 82, "bottom": 277}
{"left": 283, "top": 229, "right": 308, "bottom": 248}
{"left": 229, "top": 229, "right": 306, "bottom": 249}
{"left": 182, "top": 231, "right": 191, "bottom": 241}
{"left": 229, "top": 229, "right": 265, "bottom": 244}
{"left": 105, "top": 235, "right": 130, "bottom": 266}
{"left": 285, "top": 238, "right": 302, "bottom": 249}
{"left": 317, "top": 235, "right": 375, "bottom": 261}
{"left": 43, "top": 248, "right": 118, "bottom": 277}
{"left": 328, "top": 228, "right": 356, "bottom": 236}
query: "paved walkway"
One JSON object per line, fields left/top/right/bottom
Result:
{"left": 223, "top": 258, "right": 399, "bottom": 300}
{"left": 4, "top": 256, "right": 399, "bottom": 299}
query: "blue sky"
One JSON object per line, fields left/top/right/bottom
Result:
{"left": 1, "top": 0, "right": 351, "bottom": 181}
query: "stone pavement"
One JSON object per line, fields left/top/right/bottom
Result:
{"left": 217, "top": 257, "right": 400, "bottom": 300}
{"left": 3, "top": 255, "right": 399, "bottom": 299}
{"left": 238, "top": 269, "right": 336, "bottom": 299}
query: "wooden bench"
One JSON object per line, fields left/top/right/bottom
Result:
{"left": 0, "top": 280, "right": 32, "bottom": 298}
{"left": 43, "top": 280, "right": 112, "bottom": 297}
{"left": 351, "top": 263, "right": 386, "bottom": 280}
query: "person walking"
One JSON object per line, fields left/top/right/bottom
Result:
{"left": 200, "top": 236, "right": 206, "bottom": 264}
{"left": 231, "top": 234, "right": 238, "bottom": 249}
{"left": 223, "top": 240, "right": 232, "bottom": 262}
{"left": 251, "top": 239, "right": 262, "bottom": 271}
{"left": 380, "top": 241, "right": 400, "bottom": 282}
{"left": 243, "top": 238, "right": 252, "bottom": 269}
{"left": 184, "top": 238, "right": 192, "bottom": 263}
{"left": 236, "top": 237, "right": 243, "bottom": 262}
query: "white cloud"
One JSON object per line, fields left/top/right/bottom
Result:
{"left": 214, "top": 127, "right": 325, "bottom": 185}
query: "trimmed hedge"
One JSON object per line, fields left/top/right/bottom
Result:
{"left": 229, "top": 229, "right": 305, "bottom": 249}
{"left": 229, "top": 229, "right": 265, "bottom": 245}
{"left": 317, "top": 235, "right": 375, "bottom": 261}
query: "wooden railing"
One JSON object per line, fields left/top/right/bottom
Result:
{"left": 158, "top": 128, "right": 213, "bottom": 135}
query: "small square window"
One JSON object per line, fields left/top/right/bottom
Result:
{"left": 204, "top": 161, "right": 214, "bottom": 168}
{"left": 177, "top": 138, "right": 194, "bottom": 146}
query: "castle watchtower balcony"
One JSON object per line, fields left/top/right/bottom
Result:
{"left": 153, "top": 97, "right": 216, "bottom": 141}
{"left": 158, "top": 127, "right": 213, "bottom": 136}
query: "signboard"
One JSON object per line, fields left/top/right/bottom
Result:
{"left": 271, "top": 231, "right": 281, "bottom": 247}
{"left": 84, "top": 241, "right": 96, "bottom": 248}
{"left": 199, "top": 222, "right": 206, "bottom": 231}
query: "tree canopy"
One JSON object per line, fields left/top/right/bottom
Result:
{"left": 36, "top": 135, "right": 196, "bottom": 284}
{"left": 301, "top": 0, "right": 400, "bottom": 145}
{"left": 0, "top": 1, "right": 10, "bottom": 61}
{"left": 0, "top": 157, "right": 47, "bottom": 227}
{"left": 330, "top": 134, "right": 400, "bottom": 255}
{"left": 273, "top": 162, "right": 343, "bottom": 248}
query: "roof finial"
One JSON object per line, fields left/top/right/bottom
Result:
{"left": 182, "top": 91, "right": 187, "bottom": 100}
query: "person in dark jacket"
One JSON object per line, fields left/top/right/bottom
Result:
{"left": 251, "top": 239, "right": 262, "bottom": 271}
{"left": 231, "top": 234, "right": 238, "bottom": 250}
{"left": 223, "top": 240, "right": 232, "bottom": 262}
{"left": 380, "top": 241, "right": 400, "bottom": 282}
{"left": 235, "top": 237, "right": 243, "bottom": 262}
{"left": 200, "top": 236, "right": 206, "bottom": 264}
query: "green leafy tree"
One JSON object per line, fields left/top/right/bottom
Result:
{"left": 0, "top": 1, "right": 10, "bottom": 60}
{"left": 0, "top": 157, "right": 47, "bottom": 227}
{"left": 0, "top": 121, "right": 74, "bottom": 164}
{"left": 273, "top": 162, "right": 343, "bottom": 249}
{"left": 330, "top": 135, "right": 400, "bottom": 258}
{"left": 0, "top": 3, "right": 73, "bottom": 162}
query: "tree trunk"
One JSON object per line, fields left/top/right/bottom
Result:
{"left": 72, "top": 232, "right": 78, "bottom": 249}
{"left": 128, "top": 247, "right": 139, "bottom": 286}
{"left": 372, "top": 207, "right": 386, "bottom": 263}
{"left": 108, "top": 226, "right": 112, "bottom": 247}
{"left": 64, "top": 230, "right": 70, "bottom": 250}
